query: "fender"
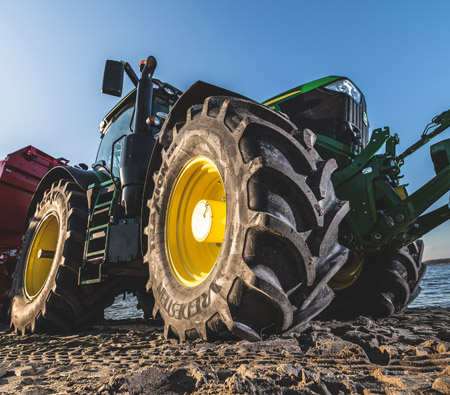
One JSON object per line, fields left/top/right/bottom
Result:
{"left": 25, "top": 166, "right": 108, "bottom": 224}
{"left": 140, "top": 80, "right": 251, "bottom": 256}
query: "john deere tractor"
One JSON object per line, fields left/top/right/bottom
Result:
{"left": 9, "top": 56, "right": 450, "bottom": 341}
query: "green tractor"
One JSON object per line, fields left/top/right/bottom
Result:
{"left": 9, "top": 56, "right": 450, "bottom": 341}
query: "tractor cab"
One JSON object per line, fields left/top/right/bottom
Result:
{"left": 95, "top": 79, "right": 182, "bottom": 177}
{"left": 264, "top": 76, "right": 369, "bottom": 156}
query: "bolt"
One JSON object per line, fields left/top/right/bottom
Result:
{"left": 203, "top": 201, "right": 210, "bottom": 218}
{"left": 374, "top": 233, "right": 382, "bottom": 240}
{"left": 395, "top": 213, "right": 405, "bottom": 222}
{"left": 385, "top": 216, "right": 395, "bottom": 228}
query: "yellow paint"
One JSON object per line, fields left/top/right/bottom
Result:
{"left": 263, "top": 90, "right": 302, "bottom": 106}
{"left": 24, "top": 212, "right": 59, "bottom": 299}
{"left": 395, "top": 185, "right": 408, "bottom": 200}
{"left": 165, "top": 156, "right": 226, "bottom": 287}
{"left": 191, "top": 199, "right": 226, "bottom": 243}
{"left": 329, "top": 255, "right": 364, "bottom": 291}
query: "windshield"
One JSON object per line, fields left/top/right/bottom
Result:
{"left": 96, "top": 96, "right": 171, "bottom": 177}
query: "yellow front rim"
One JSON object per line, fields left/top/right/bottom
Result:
{"left": 165, "top": 156, "right": 226, "bottom": 287}
{"left": 24, "top": 212, "right": 60, "bottom": 299}
{"left": 329, "top": 255, "right": 364, "bottom": 291}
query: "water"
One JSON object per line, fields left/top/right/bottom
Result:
{"left": 104, "top": 264, "right": 450, "bottom": 320}
{"left": 104, "top": 294, "right": 144, "bottom": 320}
{"left": 410, "top": 264, "right": 450, "bottom": 308}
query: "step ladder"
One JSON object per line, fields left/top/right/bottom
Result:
{"left": 79, "top": 180, "right": 117, "bottom": 285}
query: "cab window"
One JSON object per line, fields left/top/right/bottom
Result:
{"left": 95, "top": 95, "right": 171, "bottom": 177}
{"left": 96, "top": 105, "right": 134, "bottom": 177}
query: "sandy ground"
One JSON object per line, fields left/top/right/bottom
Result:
{"left": 0, "top": 308, "right": 450, "bottom": 394}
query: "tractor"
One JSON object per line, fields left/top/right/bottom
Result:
{"left": 9, "top": 56, "right": 450, "bottom": 341}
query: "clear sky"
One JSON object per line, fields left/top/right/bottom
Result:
{"left": 1, "top": 1, "right": 449, "bottom": 259}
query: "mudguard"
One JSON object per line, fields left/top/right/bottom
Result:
{"left": 25, "top": 166, "right": 108, "bottom": 225}
{"left": 140, "top": 81, "right": 251, "bottom": 255}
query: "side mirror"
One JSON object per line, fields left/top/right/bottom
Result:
{"left": 102, "top": 60, "right": 124, "bottom": 97}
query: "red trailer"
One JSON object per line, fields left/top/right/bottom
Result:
{"left": 0, "top": 146, "right": 68, "bottom": 312}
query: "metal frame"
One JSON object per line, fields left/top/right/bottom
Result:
{"left": 322, "top": 111, "right": 450, "bottom": 253}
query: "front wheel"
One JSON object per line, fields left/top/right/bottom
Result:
{"left": 326, "top": 240, "right": 426, "bottom": 319}
{"left": 145, "top": 96, "right": 349, "bottom": 341}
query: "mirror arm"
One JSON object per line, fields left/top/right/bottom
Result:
{"left": 122, "top": 61, "right": 139, "bottom": 87}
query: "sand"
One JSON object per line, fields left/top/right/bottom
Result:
{"left": 0, "top": 307, "right": 449, "bottom": 394}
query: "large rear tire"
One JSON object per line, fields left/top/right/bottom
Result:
{"left": 10, "top": 180, "right": 119, "bottom": 334}
{"left": 326, "top": 240, "right": 426, "bottom": 319}
{"left": 145, "top": 96, "right": 349, "bottom": 341}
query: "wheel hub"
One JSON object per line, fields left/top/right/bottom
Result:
{"left": 329, "top": 255, "right": 364, "bottom": 291}
{"left": 191, "top": 199, "right": 226, "bottom": 243}
{"left": 24, "top": 212, "right": 59, "bottom": 299}
{"left": 165, "top": 156, "right": 226, "bottom": 287}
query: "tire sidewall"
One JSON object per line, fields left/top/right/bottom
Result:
{"left": 148, "top": 117, "right": 250, "bottom": 331}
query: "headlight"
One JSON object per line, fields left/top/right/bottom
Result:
{"left": 156, "top": 111, "right": 168, "bottom": 120}
{"left": 324, "top": 79, "right": 361, "bottom": 104}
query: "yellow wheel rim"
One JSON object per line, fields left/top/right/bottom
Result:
{"left": 24, "top": 212, "right": 59, "bottom": 299}
{"left": 165, "top": 156, "right": 226, "bottom": 287}
{"left": 329, "top": 255, "right": 364, "bottom": 291}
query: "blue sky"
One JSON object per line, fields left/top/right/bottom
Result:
{"left": 1, "top": 1, "right": 449, "bottom": 258}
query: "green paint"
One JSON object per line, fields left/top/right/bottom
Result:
{"left": 87, "top": 173, "right": 112, "bottom": 190}
{"left": 80, "top": 278, "right": 101, "bottom": 285}
{"left": 363, "top": 112, "right": 368, "bottom": 127}
{"left": 314, "top": 134, "right": 355, "bottom": 168}
{"left": 263, "top": 75, "right": 341, "bottom": 107}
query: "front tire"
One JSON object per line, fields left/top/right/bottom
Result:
{"left": 326, "top": 240, "right": 426, "bottom": 318}
{"left": 145, "top": 97, "right": 349, "bottom": 341}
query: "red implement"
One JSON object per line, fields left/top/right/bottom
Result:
{"left": 0, "top": 146, "right": 68, "bottom": 309}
